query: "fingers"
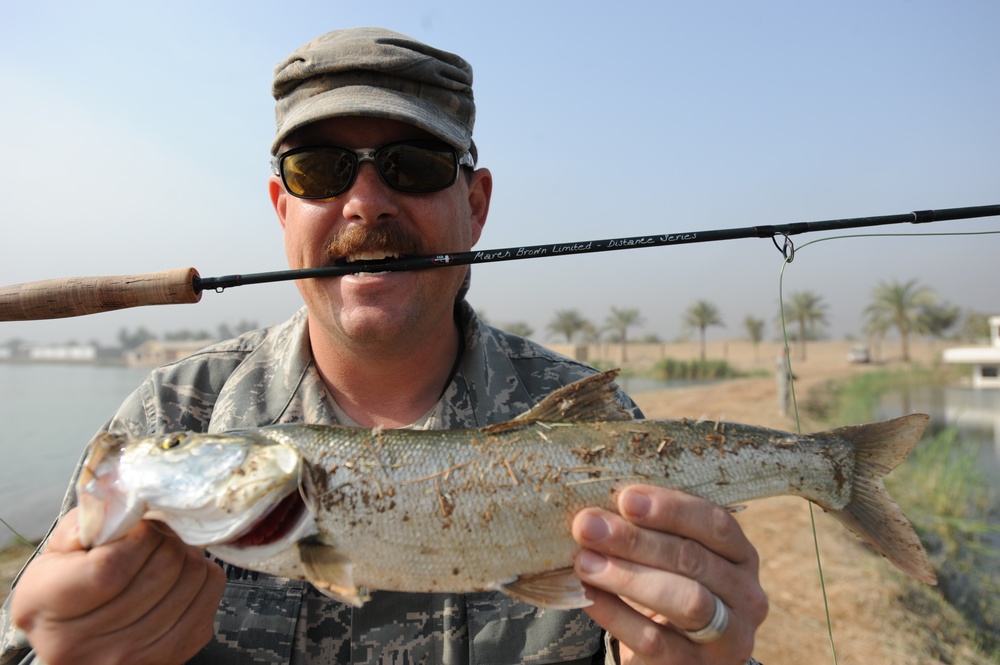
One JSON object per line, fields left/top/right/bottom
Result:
{"left": 575, "top": 545, "right": 717, "bottom": 633}
{"left": 573, "top": 487, "right": 760, "bottom": 597}
{"left": 121, "top": 546, "right": 227, "bottom": 664}
{"left": 614, "top": 486, "right": 756, "bottom": 567}
{"left": 12, "top": 512, "right": 225, "bottom": 665}
{"left": 577, "top": 490, "right": 757, "bottom": 600}
{"left": 82, "top": 525, "right": 202, "bottom": 635}
{"left": 571, "top": 486, "right": 769, "bottom": 664}
{"left": 14, "top": 511, "right": 167, "bottom": 625}
{"left": 580, "top": 584, "right": 700, "bottom": 660}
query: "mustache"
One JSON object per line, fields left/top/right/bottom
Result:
{"left": 325, "top": 224, "right": 424, "bottom": 262}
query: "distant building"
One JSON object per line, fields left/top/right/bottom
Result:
{"left": 942, "top": 316, "right": 1000, "bottom": 389}
{"left": 27, "top": 343, "right": 98, "bottom": 363}
{"left": 0, "top": 341, "right": 123, "bottom": 364}
{"left": 125, "top": 339, "right": 214, "bottom": 367}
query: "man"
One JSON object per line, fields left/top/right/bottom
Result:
{"left": 1, "top": 28, "right": 766, "bottom": 664}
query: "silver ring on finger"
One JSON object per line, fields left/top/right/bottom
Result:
{"left": 683, "top": 594, "right": 729, "bottom": 644}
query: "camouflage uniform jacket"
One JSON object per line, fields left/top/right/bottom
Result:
{"left": 0, "top": 303, "right": 642, "bottom": 665}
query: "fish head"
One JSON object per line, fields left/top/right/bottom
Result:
{"left": 76, "top": 429, "right": 302, "bottom": 549}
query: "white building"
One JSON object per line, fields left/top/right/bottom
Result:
{"left": 942, "top": 316, "right": 1000, "bottom": 389}
{"left": 27, "top": 343, "right": 99, "bottom": 362}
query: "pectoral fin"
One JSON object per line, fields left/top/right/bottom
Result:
{"left": 501, "top": 567, "right": 592, "bottom": 609}
{"left": 298, "top": 539, "right": 370, "bottom": 606}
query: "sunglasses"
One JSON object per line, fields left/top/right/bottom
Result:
{"left": 271, "top": 140, "right": 475, "bottom": 200}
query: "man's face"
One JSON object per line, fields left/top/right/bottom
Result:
{"left": 269, "top": 116, "right": 491, "bottom": 352}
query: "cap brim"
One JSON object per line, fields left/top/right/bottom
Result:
{"left": 271, "top": 85, "right": 471, "bottom": 155}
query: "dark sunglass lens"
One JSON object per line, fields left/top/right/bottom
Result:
{"left": 377, "top": 143, "right": 457, "bottom": 192}
{"left": 281, "top": 148, "right": 356, "bottom": 198}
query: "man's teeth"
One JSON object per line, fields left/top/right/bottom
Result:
{"left": 344, "top": 252, "right": 400, "bottom": 263}
{"left": 343, "top": 252, "right": 400, "bottom": 274}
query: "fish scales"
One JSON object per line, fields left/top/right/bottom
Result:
{"left": 76, "top": 370, "right": 937, "bottom": 609}
{"left": 261, "top": 420, "right": 855, "bottom": 595}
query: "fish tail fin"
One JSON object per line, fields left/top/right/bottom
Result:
{"left": 824, "top": 413, "right": 937, "bottom": 584}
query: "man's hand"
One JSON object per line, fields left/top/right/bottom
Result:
{"left": 11, "top": 508, "right": 226, "bottom": 665}
{"left": 573, "top": 486, "right": 768, "bottom": 664}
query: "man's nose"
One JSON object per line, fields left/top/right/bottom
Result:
{"left": 340, "top": 161, "right": 399, "bottom": 223}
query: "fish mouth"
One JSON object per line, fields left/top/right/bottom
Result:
{"left": 77, "top": 431, "right": 137, "bottom": 548}
{"left": 227, "top": 489, "right": 306, "bottom": 548}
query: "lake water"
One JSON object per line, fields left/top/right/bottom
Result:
{"left": 875, "top": 383, "right": 1000, "bottom": 478}
{"left": 0, "top": 363, "right": 150, "bottom": 546}
{"left": 615, "top": 375, "right": 718, "bottom": 394}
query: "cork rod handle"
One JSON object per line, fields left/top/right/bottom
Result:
{"left": 0, "top": 267, "right": 201, "bottom": 321}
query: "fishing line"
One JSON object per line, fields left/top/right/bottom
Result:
{"left": 0, "top": 516, "right": 34, "bottom": 548}
{"left": 774, "top": 227, "right": 1000, "bottom": 665}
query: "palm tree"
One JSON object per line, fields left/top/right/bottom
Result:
{"left": 577, "top": 320, "right": 607, "bottom": 359}
{"left": 605, "top": 307, "right": 644, "bottom": 362}
{"left": 547, "top": 309, "right": 589, "bottom": 343}
{"left": 863, "top": 315, "right": 890, "bottom": 363}
{"left": 863, "top": 279, "right": 936, "bottom": 362}
{"left": 579, "top": 321, "right": 602, "bottom": 345}
{"left": 918, "top": 302, "right": 960, "bottom": 340}
{"left": 957, "top": 310, "right": 990, "bottom": 343}
{"left": 683, "top": 300, "right": 724, "bottom": 361}
{"left": 743, "top": 315, "right": 765, "bottom": 361}
{"left": 782, "top": 291, "right": 828, "bottom": 360}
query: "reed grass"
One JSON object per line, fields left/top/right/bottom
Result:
{"left": 817, "top": 367, "right": 1000, "bottom": 655}
{"left": 651, "top": 357, "right": 745, "bottom": 381}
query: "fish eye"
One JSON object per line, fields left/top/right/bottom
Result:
{"left": 159, "top": 434, "right": 185, "bottom": 450}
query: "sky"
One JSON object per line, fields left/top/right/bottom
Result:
{"left": 1, "top": 0, "right": 997, "bottom": 347}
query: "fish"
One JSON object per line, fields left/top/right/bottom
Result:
{"left": 76, "top": 370, "right": 937, "bottom": 609}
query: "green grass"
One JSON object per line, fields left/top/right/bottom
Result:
{"left": 804, "top": 364, "right": 954, "bottom": 424}
{"left": 650, "top": 357, "right": 746, "bottom": 381}
{"left": 813, "top": 366, "right": 1000, "bottom": 656}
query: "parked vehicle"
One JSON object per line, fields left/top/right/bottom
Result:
{"left": 847, "top": 345, "right": 871, "bottom": 363}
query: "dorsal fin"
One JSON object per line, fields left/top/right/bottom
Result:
{"left": 484, "top": 370, "right": 631, "bottom": 433}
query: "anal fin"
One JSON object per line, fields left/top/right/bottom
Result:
{"left": 501, "top": 567, "right": 592, "bottom": 609}
{"left": 298, "top": 539, "right": 370, "bottom": 606}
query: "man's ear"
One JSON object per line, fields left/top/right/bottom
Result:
{"left": 269, "top": 175, "right": 289, "bottom": 230}
{"left": 467, "top": 167, "right": 492, "bottom": 246}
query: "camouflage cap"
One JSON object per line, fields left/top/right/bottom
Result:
{"left": 271, "top": 27, "right": 476, "bottom": 159}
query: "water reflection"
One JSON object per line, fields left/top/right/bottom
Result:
{"left": 876, "top": 385, "right": 1000, "bottom": 477}
{"left": 878, "top": 383, "right": 1000, "bottom": 643}
{"left": 615, "top": 375, "right": 718, "bottom": 394}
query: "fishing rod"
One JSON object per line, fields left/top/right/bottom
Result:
{"left": 1, "top": 204, "right": 997, "bottom": 322}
